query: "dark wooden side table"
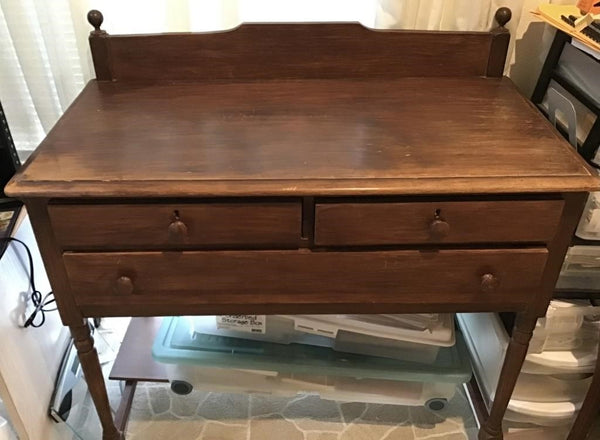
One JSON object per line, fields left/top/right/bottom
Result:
{"left": 6, "top": 8, "right": 599, "bottom": 440}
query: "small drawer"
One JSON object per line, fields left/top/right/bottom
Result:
{"left": 64, "top": 248, "right": 548, "bottom": 315}
{"left": 49, "top": 202, "right": 302, "bottom": 249}
{"left": 314, "top": 199, "right": 564, "bottom": 246}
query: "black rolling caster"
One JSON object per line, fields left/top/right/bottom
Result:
{"left": 170, "top": 380, "right": 194, "bottom": 395}
{"left": 425, "top": 398, "right": 448, "bottom": 411}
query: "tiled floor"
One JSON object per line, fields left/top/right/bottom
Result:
{"left": 125, "top": 383, "right": 478, "bottom": 440}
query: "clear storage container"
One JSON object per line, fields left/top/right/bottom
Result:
{"left": 192, "top": 313, "right": 455, "bottom": 363}
{"left": 153, "top": 316, "right": 472, "bottom": 410}
{"left": 165, "top": 365, "right": 458, "bottom": 410}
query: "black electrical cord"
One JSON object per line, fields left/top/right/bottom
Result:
{"left": 0, "top": 237, "right": 56, "bottom": 328}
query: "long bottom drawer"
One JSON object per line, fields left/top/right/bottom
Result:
{"left": 63, "top": 248, "right": 548, "bottom": 315}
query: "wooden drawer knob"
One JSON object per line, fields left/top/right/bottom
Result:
{"left": 481, "top": 273, "right": 499, "bottom": 293}
{"left": 116, "top": 276, "right": 134, "bottom": 295}
{"left": 168, "top": 217, "right": 188, "bottom": 243}
{"left": 429, "top": 217, "right": 450, "bottom": 239}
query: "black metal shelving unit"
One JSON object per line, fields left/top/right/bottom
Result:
{"left": 531, "top": 30, "right": 600, "bottom": 439}
{"left": 531, "top": 29, "right": 600, "bottom": 164}
{"left": 0, "top": 101, "right": 23, "bottom": 258}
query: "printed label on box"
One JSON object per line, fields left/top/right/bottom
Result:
{"left": 216, "top": 315, "right": 266, "bottom": 333}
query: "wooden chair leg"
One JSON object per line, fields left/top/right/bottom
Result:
{"left": 70, "top": 322, "right": 123, "bottom": 440}
{"left": 479, "top": 312, "right": 538, "bottom": 440}
{"left": 567, "top": 325, "right": 600, "bottom": 440}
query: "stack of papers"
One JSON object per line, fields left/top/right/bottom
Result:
{"left": 534, "top": 4, "right": 600, "bottom": 52}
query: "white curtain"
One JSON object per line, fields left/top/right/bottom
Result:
{"left": 0, "top": 0, "right": 561, "bottom": 160}
{"left": 0, "top": 0, "right": 89, "bottom": 160}
{"left": 0, "top": 0, "right": 377, "bottom": 159}
{"left": 376, "top": 0, "right": 510, "bottom": 31}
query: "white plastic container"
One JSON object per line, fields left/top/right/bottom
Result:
{"left": 503, "top": 421, "right": 570, "bottom": 440}
{"left": 523, "top": 342, "right": 598, "bottom": 374}
{"left": 457, "top": 312, "right": 593, "bottom": 426}
{"left": 192, "top": 313, "right": 455, "bottom": 363}
{"left": 576, "top": 168, "right": 600, "bottom": 240}
{"left": 528, "top": 300, "right": 600, "bottom": 353}
{"left": 557, "top": 245, "right": 600, "bottom": 291}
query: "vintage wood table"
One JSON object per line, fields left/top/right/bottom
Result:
{"left": 6, "top": 9, "right": 600, "bottom": 440}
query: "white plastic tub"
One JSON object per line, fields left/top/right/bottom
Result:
{"left": 503, "top": 421, "right": 570, "bottom": 440}
{"left": 576, "top": 168, "right": 600, "bottom": 240}
{"left": 192, "top": 313, "right": 455, "bottom": 363}
{"left": 457, "top": 312, "right": 593, "bottom": 426}
{"left": 528, "top": 300, "right": 600, "bottom": 353}
{"left": 523, "top": 344, "right": 598, "bottom": 374}
{"left": 502, "top": 401, "right": 581, "bottom": 427}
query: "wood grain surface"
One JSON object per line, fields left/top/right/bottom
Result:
{"left": 49, "top": 201, "right": 302, "bottom": 249}
{"left": 63, "top": 248, "right": 548, "bottom": 315}
{"left": 7, "top": 78, "right": 596, "bottom": 198}
{"left": 105, "top": 23, "right": 498, "bottom": 81}
{"left": 315, "top": 199, "right": 564, "bottom": 245}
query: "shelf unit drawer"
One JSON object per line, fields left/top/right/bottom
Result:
{"left": 49, "top": 201, "right": 302, "bottom": 249}
{"left": 314, "top": 200, "right": 564, "bottom": 246}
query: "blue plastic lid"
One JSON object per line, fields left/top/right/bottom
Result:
{"left": 152, "top": 316, "right": 472, "bottom": 384}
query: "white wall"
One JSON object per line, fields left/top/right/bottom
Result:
{"left": 0, "top": 214, "right": 71, "bottom": 440}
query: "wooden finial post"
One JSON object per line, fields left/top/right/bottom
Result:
{"left": 87, "top": 10, "right": 105, "bottom": 34}
{"left": 494, "top": 7, "right": 512, "bottom": 29}
{"left": 87, "top": 10, "right": 113, "bottom": 81}
{"left": 486, "top": 7, "right": 512, "bottom": 78}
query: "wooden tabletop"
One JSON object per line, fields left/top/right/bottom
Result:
{"left": 7, "top": 77, "right": 597, "bottom": 198}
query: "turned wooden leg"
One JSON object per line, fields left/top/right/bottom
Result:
{"left": 71, "top": 322, "right": 123, "bottom": 440}
{"left": 479, "top": 312, "right": 537, "bottom": 440}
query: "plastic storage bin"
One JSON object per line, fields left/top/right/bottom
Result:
{"left": 576, "top": 192, "right": 600, "bottom": 240}
{"left": 457, "top": 312, "right": 593, "bottom": 426}
{"left": 557, "top": 246, "right": 600, "bottom": 291}
{"left": 153, "top": 316, "right": 472, "bottom": 410}
{"left": 164, "top": 366, "right": 458, "bottom": 410}
{"left": 192, "top": 313, "right": 455, "bottom": 363}
{"left": 528, "top": 300, "right": 600, "bottom": 353}
{"left": 502, "top": 421, "right": 570, "bottom": 440}
{"left": 575, "top": 169, "right": 600, "bottom": 239}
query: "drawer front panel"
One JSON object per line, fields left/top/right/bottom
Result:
{"left": 65, "top": 248, "right": 548, "bottom": 311}
{"left": 49, "top": 202, "right": 302, "bottom": 249}
{"left": 314, "top": 200, "right": 564, "bottom": 246}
